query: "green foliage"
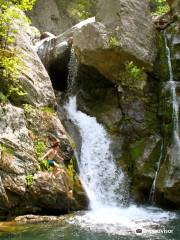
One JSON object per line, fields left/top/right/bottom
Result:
{"left": 149, "top": 0, "right": 170, "bottom": 15}
{"left": 23, "top": 103, "right": 33, "bottom": 115}
{"left": 41, "top": 106, "right": 55, "bottom": 116}
{"left": 15, "top": 0, "right": 36, "bottom": 11}
{"left": 34, "top": 139, "right": 46, "bottom": 158}
{"left": 0, "top": 0, "right": 36, "bottom": 104}
{"left": 125, "top": 61, "right": 144, "bottom": 81}
{"left": 108, "top": 36, "right": 119, "bottom": 48}
{"left": 56, "top": 0, "right": 96, "bottom": 21}
{"left": 130, "top": 139, "right": 145, "bottom": 160}
{"left": 0, "top": 144, "right": 14, "bottom": 156}
{"left": 0, "top": 91, "right": 8, "bottom": 103}
{"left": 26, "top": 174, "right": 34, "bottom": 187}
{"left": 68, "top": 0, "right": 95, "bottom": 20}
{"left": 38, "top": 159, "right": 53, "bottom": 172}
{"left": 67, "top": 158, "right": 76, "bottom": 182}
{"left": 34, "top": 139, "right": 53, "bottom": 172}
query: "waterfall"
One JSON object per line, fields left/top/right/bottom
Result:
{"left": 65, "top": 48, "right": 127, "bottom": 209}
{"left": 164, "top": 31, "right": 180, "bottom": 166}
{"left": 64, "top": 47, "right": 175, "bottom": 236}
{"left": 149, "top": 142, "right": 163, "bottom": 203}
{"left": 65, "top": 97, "right": 126, "bottom": 209}
{"left": 149, "top": 31, "right": 180, "bottom": 203}
{"left": 67, "top": 48, "right": 78, "bottom": 95}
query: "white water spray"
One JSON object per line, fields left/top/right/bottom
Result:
{"left": 65, "top": 96, "right": 126, "bottom": 209}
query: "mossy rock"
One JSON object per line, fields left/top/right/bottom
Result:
{"left": 154, "top": 32, "right": 169, "bottom": 82}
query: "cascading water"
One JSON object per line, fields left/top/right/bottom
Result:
{"left": 149, "top": 142, "right": 163, "bottom": 203}
{"left": 67, "top": 49, "right": 78, "bottom": 95}
{"left": 65, "top": 48, "right": 127, "bottom": 209}
{"left": 65, "top": 96, "right": 126, "bottom": 209}
{"left": 64, "top": 47, "right": 175, "bottom": 236}
{"left": 164, "top": 31, "right": 180, "bottom": 160}
{"left": 149, "top": 31, "right": 180, "bottom": 204}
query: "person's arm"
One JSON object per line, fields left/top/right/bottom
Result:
{"left": 41, "top": 149, "right": 52, "bottom": 160}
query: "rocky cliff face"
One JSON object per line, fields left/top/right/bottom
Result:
{"left": 155, "top": 0, "right": 180, "bottom": 208}
{"left": 0, "top": 10, "right": 87, "bottom": 219}
{"left": 1, "top": 0, "right": 180, "bottom": 217}
{"left": 41, "top": 0, "right": 180, "bottom": 208}
{"left": 71, "top": 0, "right": 161, "bottom": 205}
{"left": 73, "top": 0, "right": 157, "bottom": 82}
{"left": 30, "top": 0, "right": 75, "bottom": 35}
{"left": 30, "top": 0, "right": 96, "bottom": 35}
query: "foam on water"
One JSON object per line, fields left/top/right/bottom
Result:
{"left": 68, "top": 205, "right": 175, "bottom": 237}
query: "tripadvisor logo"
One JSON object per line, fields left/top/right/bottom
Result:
{"left": 136, "top": 229, "right": 142, "bottom": 234}
{"left": 135, "top": 228, "right": 173, "bottom": 235}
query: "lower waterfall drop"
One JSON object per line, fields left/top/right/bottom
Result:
{"left": 65, "top": 96, "right": 127, "bottom": 209}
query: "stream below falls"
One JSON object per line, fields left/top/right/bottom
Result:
{"left": 0, "top": 210, "right": 179, "bottom": 240}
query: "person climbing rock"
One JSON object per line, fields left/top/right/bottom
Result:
{"left": 41, "top": 140, "right": 65, "bottom": 176}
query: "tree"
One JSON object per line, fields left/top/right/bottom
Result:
{"left": 0, "top": 0, "right": 36, "bottom": 104}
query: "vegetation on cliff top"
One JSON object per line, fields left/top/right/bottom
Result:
{"left": 149, "top": 0, "right": 170, "bottom": 15}
{"left": 55, "top": 0, "right": 96, "bottom": 21}
{"left": 0, "top": 0, "right": 36, "bottom": 104}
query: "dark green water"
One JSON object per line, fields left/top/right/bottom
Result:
{"left": 0, "top": 210, "right": 179, "bottom": 240}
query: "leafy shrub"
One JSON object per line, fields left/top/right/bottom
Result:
{"left": 26, "top": 174, "right": 34, "bottom": 187}
{"left": 149, "top": 0, "right": 170, "bottom": 15}
{"left": 125, "top": 61, "right": 144, "bottom": 81}
{"left": 34, "top": 139, "right": 46, "bottom": 158}
{"left": 0, "top": 91, "right": 8, "bottom": 103}
{"left": 0, "top": 0, "right": 36, "bottom": 104}
{"left": 23, "top": 103, "right": 33, "bottom": 115}
{"left": 55, "top": 0, "right": 96, "bottom": 21}
{"left": 0, "top": 144, "right": 14, "bottom": 155}
{"left": 67, "top": 158, "right": 76, "bottom": 182}
{"left": 38, "top": 159, "right": 53, "bottom": 172}
{"left": 41, "top": 106, "right": 55, "bottom": 116}
{"left": 108, "top": 36, "right": 119, "bottom": 48}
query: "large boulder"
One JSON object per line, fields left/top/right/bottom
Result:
{"left": 0, "top": 9, "right": 87, "bottom": 219}
{"left": 35, "top": 17, "right": 96, "bottom": 66}
{"left": 11, "top": 10, "right": 55, "bottom": 107}
{"left": 30, "top": 0, "right": 75, "bottom": 35}
{"left": 73, "top": 0, "right": 157, "bottom": 83}
{"left": 35, "top": 18, "right": 95, "bottom": 91}
{"left": 30, "top": 0, "right": 97, "bottom": 35}
{"left": 0, "top": 98, "right": 87, "bottom": 218}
